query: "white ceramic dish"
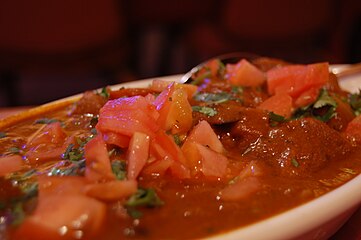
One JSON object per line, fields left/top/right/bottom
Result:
{"left": 0, "top": 69, "right": 360, "bottom": 240}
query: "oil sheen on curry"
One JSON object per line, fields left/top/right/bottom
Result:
{"left": 0, "top": 58, "right": 361, "bottom": 239}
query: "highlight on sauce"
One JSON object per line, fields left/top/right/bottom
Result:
{"left": 0, "top": 57, "right": 361, "bottom": 240}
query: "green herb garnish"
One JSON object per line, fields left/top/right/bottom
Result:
{"left": 192, "top": 106, "right": 218, "bottom": 117}
{"left": 98, "top": 87, "right": 109, "bottom": 99}
{"left": 34, "top": 118, "right": 59, "bottom": 124}
{"left": 194, "top": 92, "right": 235, "bottom": 104}
{"left": 348, "top": 90, "right": 361, "bottom": 116}
{"left": 126, "top": 188, "right": 164, "bottom": 207}
{"left": 111, "top": 160, "right": 127, "bottom": 180}
{"left": 293, "top": 89, "right": 337, "bottom": 122}
{"left": 269, "top": 112, "right": 286, "bottom": 126}
{"left": 62, "top": 143, "right": 84, "bottom": 161}
{"left": 173, "top": 134, "right": 182, "bottom": 146}
{"left": 8, "top": 147, "right": 21, "bottom": 154}
{"left": 0, "top": 132, "right": 6, "bottom": 138}
{"left": 291, "top": 158, "right": 299, "bottom": 168}
{"left": 49, "top": 159, "right": 86, "bottom": 176}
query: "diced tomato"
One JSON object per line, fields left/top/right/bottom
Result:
{"left": 84, "top": 134, "right": 116, "bottom": 182}
{"left": 151, "top": 130, "right": 187, "bottom": 165}
{"left": 195, "top": 143, "right": 228, "bottom": 178}
{"left": 167, "top": 160, "right": 191, "bottom": 179}
{"left": 328, "top": 96, "right": 355, "bottom": 131}
{"left": 25, "top": 145, "right": 68, "bottom": 165}
{"left": 184, "top": 120, "right": 224, "bottom": 153}
{"left": 150, "top": 79, "right": 174, "bottom": 92}
{"left": 126, "top": 132, "right": 150, "bottom": 180}
{"left": 294, "top": 87, "right": 320, "bottom": 108}
{"left": 258, "top": 92, "right": 293, "bottom": 118}
{"left": 219, "top": 177, "right": 261, "bottom": 201}
{"left": 15, "top": 194, "right": 107, "bottom": 240}
{"left": 155, "top": 85, "right": 193, "bottom": 134}
{"left": 345, "top": 115, "right": 361, "bottom": 145}
{"left": 25, "top": 123, "right": 71, "bottom": 164}
{"left": 267, "top": 62, "right": 329, "bottom": 98}
{"left": 145, "top": 130, "right": 190, "bottom": 178}
{"left": 238, "top": 161, "right": 264, "bottom": 179}
{"left": 97, "top": 96, "right": 160, "bottom": 137}
{"left": 27, "top": 122, "right": 66, "bottom": 147}
{"left": 102, "top": 132, "right": 130, "bottom": 148}
{"left": 153, "top": 82, "right": 175, "bottom": 110}
{"left": 227, "top": 59, "right": 266, "bottom": 87}
{"left": 142, "top": 158, "right": 173, "bottom": 176}
{"left": 84, "top": 180, "right": 137, "bottom": 201}
{"left": 0, "top": 155, "right": 24, "bottom": 176}
{"left": 180, "top": 140, "right": 202, "bottom": 171}
{"left": 37, "top": 175, "right": 87, "bottom": 198}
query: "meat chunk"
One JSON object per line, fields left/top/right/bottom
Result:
{"left": 245, "top": 118, "right": 352, "bottom": 177}
{"left": 69, "top": 91, "right": 107, "bottom": 115}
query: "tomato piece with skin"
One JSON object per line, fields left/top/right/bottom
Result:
{"left": 267, "top": 62, "right": 329, "bottom": 98}
{"left": 37, "top": 175, "right": 87, "bottom": 198}
{"left": 294, "top": 86, "right": 320, "bottom": 108}
{"left": 219, "top": 177, "right": 261, "bottom": 201}
{"left": 102, "top": 132, "right": 130, "bottom": 148}
{"left": 126, "top": 132, "right": 150, "bottom": 180}
{"left": 27, "top": 122, "right": 66, "bottom": 147}
{"left": 151, "top": 79, "right": 197, "bottom": 100}
{"left": 14, "top": 194, "right": 107, "bottom": 240}
{"left": 227, "top": 59, "right": 266, "bottom": 87}
{"left": 195, "top": 143, "right": 228, "bottom": 178}
{"left": 157, "top": 88, "right": 193, "bottom": 134}
{"left": 184, "top": 120, "right": 224, "bottom": 153}
{"left": 258, "top": 92, "right": 293, "bottom": 118}
{"left": 345, "top": 115, "right": 361, "bottom": 145}
{"left": 153, "top": 82, "right": 193, "bottom": 134}
{"left": 0, "top": 155, "right": 24, "bottom": 176}
{"left": 97, "top": 96, "right": 160, "bottom": 137}
{"left": 84, "top": 180, "right": 138, "bottom": 201}
{"left": 146, "top": 130, "right": 190, "bottom": 178}
{"left": 84, "top": 134, "right": 115, "bottom": 182}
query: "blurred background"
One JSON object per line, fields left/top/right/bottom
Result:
{"left": 0, "top": 0, "right": 360, "bottom": 107}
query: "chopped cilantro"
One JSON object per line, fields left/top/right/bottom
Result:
{"left": 126, "top": 188, "right": 164, "bottom": 208}
{"left": 269, "top": 112, "right": 286, "bottom": 126}
{"left": 348, "top": 90, "right": 361, "bottom": 116}
{"left": 34, "top": 118, "right": 59, "bottom": 124}
{"left": 62, "top": 143, "right": 83, "bottom": 161}
{"left": 293, "top": 89, "right": 337, "bottom": 122}
{"left": 8, "top": 147, "right": 21, "bottom": 154}
{"left": 313, "top": 89, "right": 337, "bottom": 109}
{"left": 127, "top": 208, "right": 143, "bottom": 219}
{"left": 194, "top": 92, "right": 235, "bottom": 104}
{"left": 192, "top": 106, "right": 218, "bottom": 117}
{"left": 111, "top": 160, "right": 127, "bottom": 180}
{"left": 98, "top": 87, "right": 109, "bottom": 99}
{"left": 173, "top": 134, "right": 182, "bottom": 146}
{"left": 231, "top": 86, "right": 244, "bottom": 96}
{"left": 291, "top": 158, "right": 299, "bottom": 168}
{"left": 191, "top": 71, "right": 211, "bottom": 85}
{"left": 49, "top": 159, "right": 86, "bottom": 176}
{"left": 9, "top": 203, "right": 26, "bottom": 226}
{"left": 0, "top": 132, "right": 6, "bottom": 138}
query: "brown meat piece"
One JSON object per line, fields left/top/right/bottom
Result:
{"left": 245, "top": 117, "right": 352, "bottom": 177}
{"left": 69, "top": 91, "right": 107, "bottom": 115}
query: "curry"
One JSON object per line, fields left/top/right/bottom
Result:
{"left": 0, "top": 57, "right": 360, "bottom": 239}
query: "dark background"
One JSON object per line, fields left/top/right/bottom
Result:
{"left": 0, "top": 0, "right": 360, "bottom": 107}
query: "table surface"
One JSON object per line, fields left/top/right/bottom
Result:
{"left": 0, "top": 107, "right": 360, "bottom": 239}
